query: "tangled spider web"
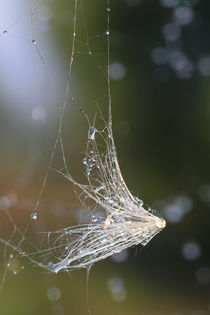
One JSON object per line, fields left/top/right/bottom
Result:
{"left": 0, "top": 0, "right": 166, "bottom": 289}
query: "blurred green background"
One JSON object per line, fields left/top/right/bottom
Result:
{"left": 0, "top": 0, "right": 210, "bottom": 314}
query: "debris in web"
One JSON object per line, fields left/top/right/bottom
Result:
{"left": 0, "top": 0, "right": 166, "bottom": 284}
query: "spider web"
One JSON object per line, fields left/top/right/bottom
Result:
{"left": 0, "top": 0, "right": 165, "bottom": 294}
{"left": 0, "top": 0, "right": 113, "bottom": 290}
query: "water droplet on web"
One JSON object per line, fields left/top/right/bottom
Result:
{"left": 7, "top": 263, "right": 10, "bottom": 268}
{"left": 92, "top": 216, "right": 97, "bottom": 222}
{"left": 88, "top": 127, "right": 97, "bottom": 140}
{"left": 10, "top": 254, "right": 14, "bottom": 259}
{"left": 106, "top": 30, "right": 110, "bottom": 35}
{"left": 137, "top": 199, "right": 143, "bottom": 206}
{"left": 101, "top": 238, "right": 108, "bottom": 244}
{"left": 17, "top": 246, "right": 22, "bottom": 253}
{"left": 13, "top": 270, "right": 17, "bottom": 275}
{"left": 21, "top": 266, "right": 24, "bottom": 270}
{"left": 32, "top": 39, "right": 37, "bottom": 45}
{"left": 107, "top": 7, "right": 111, "bottom": 12}
{"left": 73, "top": 32, "right": 76, "bottom": 37}
{"left": 83, "top": 158, "right": 87, "bottom": 165}
{"left": 31, "top": 211, "right": 38, "bottom": 220}
{"left": 3, "top": 30, "right": 7, "bottom": 35}
{"left": 86, "top": 167, "right": 91, "bottom": 176}
{"left": 48, "top": 261, "right": 54, "bottom": 268}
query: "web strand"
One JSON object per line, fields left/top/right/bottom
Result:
{"left": 33, "top": 0, "right": 78, "bottom": 214}
{"left": 0, "top": 0, "right": 166, "bottom": 281}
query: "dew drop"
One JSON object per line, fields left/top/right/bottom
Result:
{"left": 48, "top": 261, "right": 54, "bottom": 268}
{"left": 32, "top": 39, "right": 37, "bottom": 45}
{"left": 73, "top": 32, "right": 76, "bottom": 37}
{"left": 107, "top": 7, "right": 111, "bottom": 12}
{"left": 92, "top": 216, "right": 97, "bottom": 222}
{"left": 106, "top": 30, "right": 110, "bottom": 35}
{"left": 104, "top": 194, "right": 109, "bottom": 200}
{"left": 88, "top": 127, "right": 97, "bottom": 140}
{"left": 17, "top": 246, "right": 22, "bottom": 253}
{"left": 3, "top": 30, "right": 7, "bottom": 35}
{"left": 10, "top": 254, "right": 14, "bottom": 259}
{"left": 83, "top": 158, "right": 87, "bottom": 165}
{"left": 21, "top": 266, "right": 24, "bottom": 270}
{"left": 13, "top": 270, "right": 17, "bottom": 275}
{"left": 7, "top": 263, "right": 10, "bottom": 268}
{"left": 137, "top": 199, "right": 143, "bottom": 206}
{"left": 101, "top": 238, "right": 108, "bottom": 244}
{"left": 86, "top": 167, "right": 91, "bottom": 176}
{"left": 31, "top": 211, "right": 38, "bottom": 220}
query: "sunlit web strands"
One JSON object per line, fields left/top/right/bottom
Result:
{"left": 22, "top": 113, "right": 166, "bottom": 273}
{"left": 0, "top": 0, "right": 166, "bottom": 276}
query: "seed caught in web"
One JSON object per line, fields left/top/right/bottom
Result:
{"left": 37, "top": 111, "right": 167, "bottom": 273}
